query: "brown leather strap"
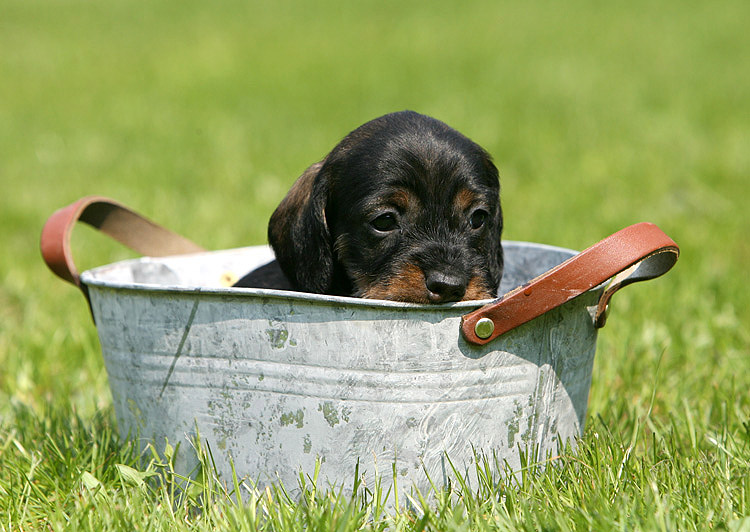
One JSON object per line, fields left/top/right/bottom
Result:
{"left": 40, "top": 196, "right": 205, "bottom": 295}
{"left": 461, "top": 223, "right": 679, "bottom": 345}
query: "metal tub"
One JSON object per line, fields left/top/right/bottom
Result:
{"left": 41, "top": 197, "right": 679, "bottom": 498}
{"left": 82, "top": 242, "right": 597, "bottom": 494}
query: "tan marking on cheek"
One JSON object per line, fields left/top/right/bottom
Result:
{"left": 462, "top": 276, "right": 494, "bottom": 301}
{"left": 360, "top": 263, "right": 430, "bottom": 303}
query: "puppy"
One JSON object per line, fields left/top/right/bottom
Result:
{"left": 235, "top": 110, "right": 503, "bottom": 303}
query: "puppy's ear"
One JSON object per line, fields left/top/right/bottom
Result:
{"left": 268, "top": 161, "right": 334, "bottom": 293}
{"left": 483, "top": 156, "right": 505, "bottom": 292}
{"left": 491, "top": 204, "right": 504, "bottom": 292}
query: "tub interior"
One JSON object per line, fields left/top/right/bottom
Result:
{"left": 82, "top": 242, "right": 576, "bottom": 300}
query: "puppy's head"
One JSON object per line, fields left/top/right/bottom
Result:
{"left": 269, "top": 110, "right": 503, "bottom": 303}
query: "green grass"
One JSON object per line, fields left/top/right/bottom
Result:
{"left": 1, "top": 0, "right": 749, "bottom": 529}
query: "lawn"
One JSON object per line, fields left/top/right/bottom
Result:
{"left": 1, "top": 0, "right": 749, "bottom": 529}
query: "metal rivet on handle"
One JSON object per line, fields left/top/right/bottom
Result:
{"left": 474, "top": 317, "right": 495, "bottom": 339}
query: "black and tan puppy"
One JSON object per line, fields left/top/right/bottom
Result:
{"left": 235, "top": 111, "right": 503, "bottom": 303}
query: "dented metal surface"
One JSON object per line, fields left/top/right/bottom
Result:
{"left": 81, "top": 242, "right": 601, "bottom": 497}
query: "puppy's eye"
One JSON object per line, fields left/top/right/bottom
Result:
{"left": 469, "top": 209, "right": 489, "bottom": 229}
{"left": 370, "top": 212, "right": 399, "bottom": 232}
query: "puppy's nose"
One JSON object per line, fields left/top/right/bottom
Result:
{"left": 425, "top": 271, "right": 467, "bottom": 303}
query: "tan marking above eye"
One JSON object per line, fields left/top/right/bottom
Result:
{"left": 454, "top": 187, "right": 478, "bottom": 212}
{"left": 384, "top": 187, "right": 419, "bottom": 212}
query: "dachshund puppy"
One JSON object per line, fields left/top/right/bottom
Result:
{"left": 235, "top": 110, "right": 503, "bottom": 303}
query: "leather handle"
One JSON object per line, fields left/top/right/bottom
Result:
{"left": 461, "top": 223, "right": 679, "bottom": 345}
{"left": 40, "top": 196, "right": 205, "bottom": 298}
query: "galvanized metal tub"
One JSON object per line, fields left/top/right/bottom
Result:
{"left": 80, "top": 242, "right": 598, "bottom": 495}
{"left": 41, "top": 197, "right": 679, "bottom": 498}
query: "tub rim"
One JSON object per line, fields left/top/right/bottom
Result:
{"left": 80, "top": 240, "right": 580, "bottom": 312}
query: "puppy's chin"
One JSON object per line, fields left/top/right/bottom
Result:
{"left": 358, "top": 265, "right": 495, "bottom": 304}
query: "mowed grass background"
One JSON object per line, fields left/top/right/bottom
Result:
{"left": 1, "top": 0, "right": 749, "bottom": 529}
